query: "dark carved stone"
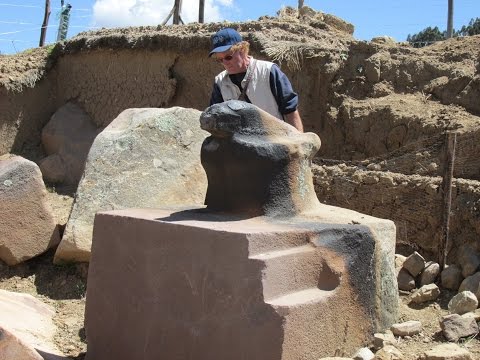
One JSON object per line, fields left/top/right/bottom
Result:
{"left": 200, "top": 100, "right": 321, "bottom": 217}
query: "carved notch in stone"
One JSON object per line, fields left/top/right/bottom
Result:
{"left": 200, "top": 100, "right": 321, "bottom": 217}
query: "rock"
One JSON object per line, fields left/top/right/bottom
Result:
{"left": 318, "top": 358, "right": 352, "bottom": 360}
{"left": 440, "top": 313, "right": 479, "bottom": 342}
{"left": 298, "top": 5, "right": 317, "bottom": 20}
{"left": 394, "top": 254, "right": 406, "bottom": 271}
{"left": 353, "top": 347, "right": 374, "bottom": 360}
{"left": 402, "top": 251, "right": 425, "bottom": 277}
{"left": 371, "top": 36, "right": 397, "bottom": 45}
{"left": 419, "top": 261, "right": 440, "bottom": 286}
{"left": 323, "top": 13, "right": 354, "bottom": 34}
{"left": 448, "top": 291, "right": 478, "bottom": 315}
{"left": 373, "top": 345, "right": 404, "bottom": 360}
{"left": 457, "top": 244, "right": 480, "bottom": 278}
{"left": 364, "top": 60, "right": 381, "bottom": 83}
{"left": 38, "top": 153, "right": 66, "bottom": 183}
{"left": 0, "top": 290, "right": 63, "bottom": 356}
{"left": 200, "top": 101, "right": 321, "bottom": 217}
{"left": 391, "top": 320, "right": 422, "bottom": 336}
{"left": 458, "top": 272, "right": 480, "bottom": 299}
{"left": 0, "top": 326, "right": 43, "bottom": 360}
{"left": 397, "top": 268, "right": 415, "bottom": 291}
{"left": 373, "top": 331, "right": 396, "bottom": 350}
{"left": 55, "top": 107, "right": 208, "bottom": 263}
{"left": 0, "top": 155, "right": 60, "bottom": 265}
{"left": 410, "top": 284, "right": 440, "bottom": 303}
{"left": 441, "top": 265, "right": 463, "bottom": 290}
{"left": 40, "top": 102, "right": 100, "bottom": 187}
{"left": 85, "top": 101, "right": 399, "bottom": 360}
{"left": 423, "top": 343, "right": 473, "bottom": 359}
{"left": 473, "top": 309, "right": 480, "bottom": 322}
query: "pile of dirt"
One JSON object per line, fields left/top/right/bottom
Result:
{"left": 0, "top": 46, "right": 54, "bottom": 92}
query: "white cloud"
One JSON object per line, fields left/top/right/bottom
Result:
{"left": 92, "top": 0, "right": 235, "bottom": 28}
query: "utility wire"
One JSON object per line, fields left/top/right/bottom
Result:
{"left": 0, "top": 3, "right": 91, "bottom": 11}
{"left": 0, "top": 20, "right": 35, "bottom": 25}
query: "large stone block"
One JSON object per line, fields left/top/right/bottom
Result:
{"left": 0, "top": 155, "right": 60, "bottom": 265}
{"left": 55, "top": 107, "right": 208, "bottom": 263}
{"left": 85, "top": 205, "right": 398, "bottom": 360}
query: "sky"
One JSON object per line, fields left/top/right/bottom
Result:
{"left": 0, "top": 0, "right": 478, "bottom": 55}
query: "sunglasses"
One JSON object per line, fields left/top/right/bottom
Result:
{"left": 215, "top": 54, "right": 234, "bottom": 63}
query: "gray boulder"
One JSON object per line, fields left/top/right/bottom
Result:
{"left": 448, "top": 291, "right": 478, "bottom": 315}
{"left": 410, "top": 284, "right": 440, "bottom": 304}
{"left": 397, "top": 268, "right": 415, "bottom": 291}
{"left": 419, "top": 261, "right": 440, "bottom": 286}
{"left": 40, "top": 102, "right": 99, "bottom": 187}
{"left": 402, "top": 251, "right": 425, "bottom": 277}
{"left": 391, "top": 320, "right": 422, "bottom": 336}
{"left": 54, "top": 107, "right": 208, "bottom": 263}
{"left": 0, "top": 155, "right": 60, "bottom": 265}
{"left": 457, "top": 244, "right": 480, "bottom": 278}
{"left": 440, "top": 313, "right": 479, "bottom": 342}
{"left": 441, "top": 264, "right": 463, "bottom": 290}
{"left": 458, "top": 272, "right": 480, "bottom": 299}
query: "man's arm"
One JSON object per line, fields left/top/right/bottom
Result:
{"left": 210, "top": 82, "right": 224, "bottom": 106}
{"left": 284, "top": 110, "right": 303, "bottom": 132}
{"left": 269, "top": 65, "right": 303, "bottom": 131}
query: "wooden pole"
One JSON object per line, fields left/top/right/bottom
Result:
{"left": 298, "top": 0, "right": 304, "bottom": 9}
{"left": 447, "top": 0, "right": 454, "bottom": 38}
{"left": 161, "top": 7, "right": 175, "bottom": 26}
{"left": 39, "top": 0, "right": 51, "bottom": 47}
{"left": 173, "top": 0, "right": 182, "bottom": 25}
{"left": 439, "top": 131, "right": 457, "bottom": 269}
{"left": 199, "top": 0, "right": 205, "bottom": 23}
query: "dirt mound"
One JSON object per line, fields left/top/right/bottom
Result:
{"left": 0, "top": 6, "right": 353, "bottom": 91}
{"left": 0, "top": 46, "right": 53, "bottom": 92}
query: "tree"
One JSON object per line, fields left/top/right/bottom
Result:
{"left": 457, "top": 17, "right": 480, "bottom": 36}
{"left": 407, "top": 18, "right": 480, "bottom": 48}
{"left": 406, "top": 26, "right": 445, "bottom": 47}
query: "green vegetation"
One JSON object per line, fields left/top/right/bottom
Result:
{"left": 407, "top": 17, "right": 480, "bottom": 47}
{"left": 457, "top": 17, "right": 480, "bottom": 36}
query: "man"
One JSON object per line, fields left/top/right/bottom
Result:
{"left": 209, "top": 28, "right": 304, "bottom": 132}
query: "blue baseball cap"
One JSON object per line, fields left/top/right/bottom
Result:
{"left": 209, "top": 28, "right": 242, "bottom": 57}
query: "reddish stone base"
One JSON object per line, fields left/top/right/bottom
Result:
{"left": 85, "top": 206, "right": 398, "bottom": 360}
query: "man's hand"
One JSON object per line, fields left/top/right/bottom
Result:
{"left": 284, "top": 110, "right": 304, "bottom": 132}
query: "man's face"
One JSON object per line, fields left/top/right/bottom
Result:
{"left": 215, "top": 50, "right": 248, "bottom": 74}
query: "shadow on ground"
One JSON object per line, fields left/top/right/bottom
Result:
{"left": 0, "top": 249, "right": 88, "bottom": 300}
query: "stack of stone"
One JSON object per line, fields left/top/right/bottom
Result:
{"left": 441, "top": 244, "right": 480, "bottom": 301}
{"left": 395, "top": 248, "right": 480, "bottom": 348}
{"left": 396, "top": 251, "right": 441, "bottom": 303}
{"left": 396, "top": 245, "right": 480, "bottom": 305}
{"left": 318, "top": 339, "right": 474, "bottom": 359}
